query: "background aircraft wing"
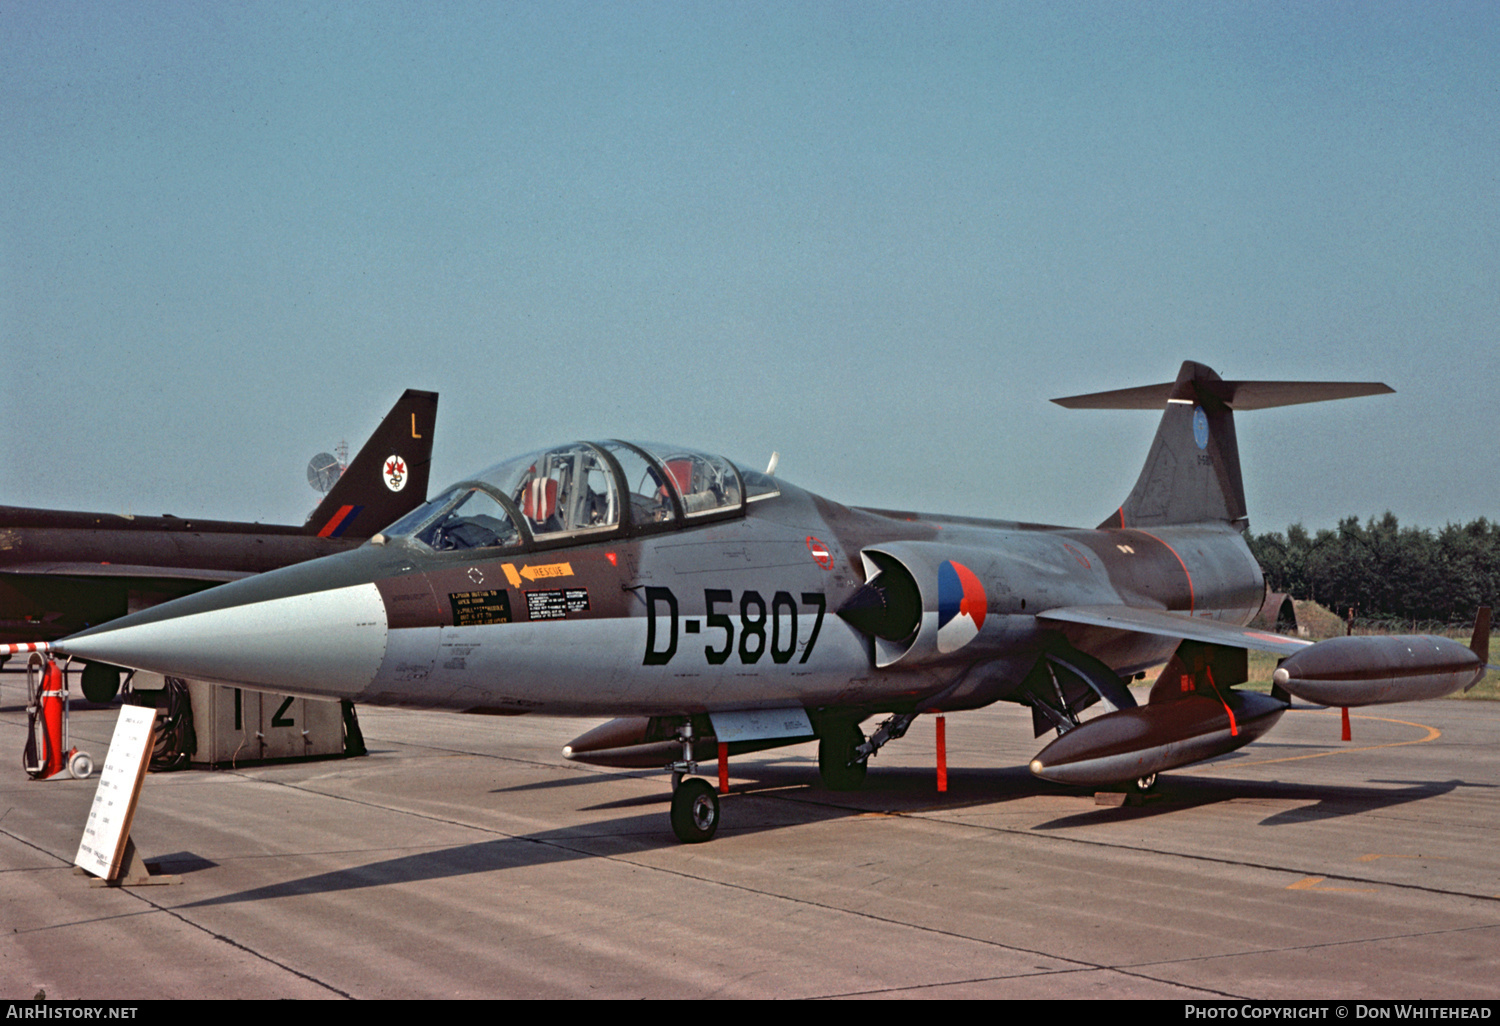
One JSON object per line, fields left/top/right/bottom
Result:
{"left": 1037, "top": 604, "right": 1313, "bottom": 654}
{"left": 0, "top": 562, "right": 253, "bottom": 582}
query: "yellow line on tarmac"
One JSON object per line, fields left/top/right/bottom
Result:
{"left": 1286, "top": 875, "right": 1376, "bottom": 892}
{"left": 1356, "top": 853, "right": 1447, "bottom": 863}
{"left": 1199, "top": 711, "right": 1440, "bottom": 771}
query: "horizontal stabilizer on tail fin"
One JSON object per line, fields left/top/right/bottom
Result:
{"left": 1052, "top": 378, "right": 1393, "bottom": 411}
{"left": 304, "top": 390, "right": 439, "bottom": 538}
{"left": 1052, "top": 361, "right": 1393, "bottom": 529}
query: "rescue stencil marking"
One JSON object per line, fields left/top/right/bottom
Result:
{"left": 503, "top": 562, "right": 575, "bottom": 589}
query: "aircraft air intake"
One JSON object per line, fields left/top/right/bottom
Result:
{"left": 836, "top": 551, "right": 920, "bottom": 642}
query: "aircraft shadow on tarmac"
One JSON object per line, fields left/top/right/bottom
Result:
{"left": 1028, "top": 775, "right": 1480, "bottom": 831}
{"left": 172, "top": 763, "right": 1064, "bottom": 907}
{"left": 733, "top": 763, "right": 1491, "bottom": 830}
{"left": 174, "top": 755, "right": 1489, "bottom": 908}
{"left": 488, "top": 752, "right": 1485, "bottom": 827}
{"left": 174, "top": 802, "right": 855, "bottom": 909}
{"left": 175, "top": 816, "right": 671, "bottom": 909}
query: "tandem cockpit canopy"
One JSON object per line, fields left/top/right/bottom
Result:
{"left": 379, "top": 440, "right": 781, "bottom": 553}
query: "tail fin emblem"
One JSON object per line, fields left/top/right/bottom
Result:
{"left": 384, "top": 456, "right": 408, "bottom": 492}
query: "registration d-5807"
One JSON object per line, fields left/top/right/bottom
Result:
{"left": 643, "top": 587, "right": 826, "bottom": 666}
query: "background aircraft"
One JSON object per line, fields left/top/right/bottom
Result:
{"left": 40, "top": 363, "right": 1494, "bottom": 841}
{"left": 2, "top": 389, "right": 437, "bottom": 701}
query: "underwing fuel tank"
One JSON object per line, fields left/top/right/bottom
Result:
{"left": 1271, "top": 634, "right": 1486, "bottom": 707}
{"left": 562, "top": 717, "right": 683, "bottom": 768}
{"left": 1028, "top": 691, "right": 1287, "bottom": 786}
{"left": 562, "top": 714, "right": 816, "bottom": 768}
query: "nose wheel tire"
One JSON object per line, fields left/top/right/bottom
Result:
{"left": 670, "top": 777, "right": 720, "bottom": 843}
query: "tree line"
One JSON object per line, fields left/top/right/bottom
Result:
{"left": 1246, "top": 514, "right": 1499, "bottom": 628}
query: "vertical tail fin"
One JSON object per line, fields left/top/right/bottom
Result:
{"left": 303, "top": 389, "right": 439, "bottom": 538}
{"left": 1053, "top": 361, "right": 1392, "bottom": 530}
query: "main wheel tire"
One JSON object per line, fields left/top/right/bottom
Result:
{"left": 818, "top": 721, "right": 868, "bottom": 791}
{"left": 80, "top": 662, "right": 121, "bottom": 705}
{"left": 670, "top": 777, "right": 720, "bottom": 843}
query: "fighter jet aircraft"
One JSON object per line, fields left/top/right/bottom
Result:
{"left": 1, "top": 390, "right": 437, "bottom": 701}
{"left": 36, "top": 362, "right": 1495, "bottom": 841}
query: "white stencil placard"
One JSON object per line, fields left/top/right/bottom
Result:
{"left": 74, "top": 704, "right": 155, "bottom": 880}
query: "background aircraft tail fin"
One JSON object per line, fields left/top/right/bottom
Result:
{"left": 304, "top": 389, "right": 439, "bottom": 538}
{"left": 1053, "top": 361, "right": 1392, "bottom": 530}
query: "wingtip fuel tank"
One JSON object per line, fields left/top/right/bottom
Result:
{"left": 1271, "top": 634, "right": 1485, "bottom": 707}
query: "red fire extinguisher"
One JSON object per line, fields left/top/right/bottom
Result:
{"left": 24, "top": 654, "right": 93, "bottom": 780}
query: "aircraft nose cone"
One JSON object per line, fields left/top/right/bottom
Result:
{"left": 57, "top": 582, "right": 388, "bottom": 699}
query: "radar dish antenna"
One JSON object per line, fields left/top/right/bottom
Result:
{"left": 307, "top": 449, "right": 345, "bottom": 494}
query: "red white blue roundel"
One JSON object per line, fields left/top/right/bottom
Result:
{"left": 937, "top": 560, "right": 987, "bottom": 654}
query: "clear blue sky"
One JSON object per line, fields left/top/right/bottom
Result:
{"left": 4, "top": 1, "right": 1496, "bottom": 533}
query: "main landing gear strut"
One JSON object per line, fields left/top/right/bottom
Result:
{"left": 819, "top": 712, "right": 916, "bottom": 791}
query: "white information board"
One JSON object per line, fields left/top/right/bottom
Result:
{"left": 74, "top": 704, "right": 155, "bottom": 880}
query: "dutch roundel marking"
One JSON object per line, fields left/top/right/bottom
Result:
{"left": 1193, "top": 406, "right": 1209, "bottom": 450}
{"left": 937, "top": 560, "right": 987, "bottom": 654}
{"left": 807, "top": 536, "right": 834, "bottom": 570}
{"left": 384, "top": 455, "right": 408, "bottom": 492}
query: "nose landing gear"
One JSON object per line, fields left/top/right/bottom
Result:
{"left": 670, "top": 777, "right": 719, "bottom": 843}
{"left": 666, "top": 720, "right": 720, "bottom": 843}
